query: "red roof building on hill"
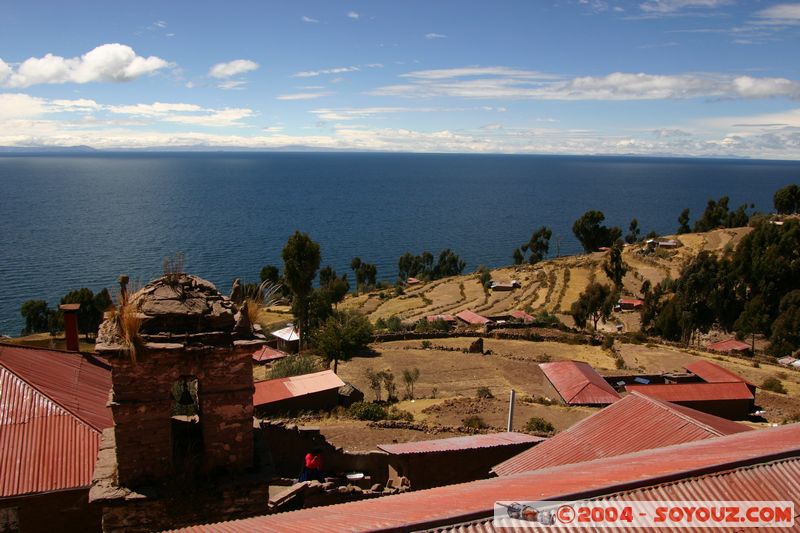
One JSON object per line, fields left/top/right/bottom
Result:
{"left": 251, "top": 345, "right": 289, "bottom": 363}
{"left": 539, "top": 360, "right": 620, "bottom": 406}
{"left": 0, "top": 343, "right": 111, "bottom": 531}
{"left": 170, "top": 423, "right": 800, "bottom": 532}
{"left": 684, "top": 359, "right": 754, "bottom": 385}
{"left": 253, "top": 370, "right": 345, "bottom": 415}
{"left": 509, "top": 310, "right": 534, "bottom": 322}
{"left": 625, "top": 381, "right": 755, "bottom": 419}
{"left": 455, "top": 310, "right": 491, "bottom": 326}
{"left": 492, "top": 391, "right": 751, "bottom": 477}
{"left": 707, "top": 338, "right": 751, "bottom": 354}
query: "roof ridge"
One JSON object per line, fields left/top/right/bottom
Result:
{"left": 630, "top": 391, "right": 725, "bottom": 437}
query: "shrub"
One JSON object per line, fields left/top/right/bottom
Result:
{"left": 761, "top": 377, "right": 787, "bottom": 394}
{"left": 386, "top": 315, "right": 404, "bottom": 332}
{"left": 462, "top": 415, "right": 488, "bottom": 429}
{"left": 348, "top": 402, "right": 387, "bottom": 421}
{"left": 614, "top": 357, "right": 626, "bottom": 370}
{"left": 387, "top": 406, "right": 414, "bottom": 421}
{"left": 269, "top": 355, "right": 323, "bottom": 379}
{"left": 524, "top": 417, "right": 555, "bottom": 434}
{"left": 602, "top": 336, "right": 615, "bottom": 350}
{"left": 476, "top": 386, "right": 494, "bottom": 399}
{"left": 421, "top": 340, "right": 432, "bottom": 349}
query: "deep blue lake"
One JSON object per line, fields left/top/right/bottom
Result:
{"left": 1, "top": 152, "right": 799, "bottom": 335}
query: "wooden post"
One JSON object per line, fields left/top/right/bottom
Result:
{"left": 507, "top": 389, "right": 516, "bottom": 432}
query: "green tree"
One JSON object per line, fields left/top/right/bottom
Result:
{"left": 319, "top": 266, "right": 350, "bottom": 305}
{"left": 282, "top": 231, "right": 321, "bottom": 347}
{"left": 603, "top": 243, "right": 628, "bottom": 289}
{"left": 734, "top": 295, "right": 771, "bottom": 351}
{"left": 572, "top": 210, "right": 621, "bottom": 253}
{"left": 60, "top": 288, "right": 102, "bottom": 339}
{"left": 476, "top": 265, "right": 491, "bottom": 288}
{"left": 677, "top": 208, "right": 691, "bottom": 234}
{"left": 521, "top": 226, "right": 552, "bottom": 264}
{"left": 259, "top": 264, "right": 280, "bottom": 284}
{"left": 313, "top": 309, "right": 373, "bottom": 373}
{"left": 625, "top": 218, "right": 640, "bottom": 244}
{"left": 769, "top": 290, "right": 800, "bottom": 356}
{"left": 20, "top": 299, "right": 54, "bottom": 335}
{"left": 693, "top": 196, "right": 751, "bottom": 232}
{"left": 433, "top": 249, "right": 466, "bottom": 278}
{"left": 402, "top": 368, "right": 420, "bottom": 399}
{"left": 774, "top": 184, "right": 799, "bottom": 215}
{"left": 570, "top": 282, "right": 614, "bottom": 330}
{"left": 398, "top": 251, "right": 433, "bottom": 281}
{"left": 512, "top": 248, "right": 524, "bottom": 265}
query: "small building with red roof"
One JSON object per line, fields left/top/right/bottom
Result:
{"left": 618, "top": 297, "right": 644, "bottom": 310}
{"left": 455, "top": 310, "right": 492, "bottom": 326}
{"left": 377, "top": 432, "right": 544, "bottom": 490}
{"left": 426, "top": 314, "right": 456, "bottom": 324}
{"left": 707, "top": 338, "right": 752, "bottom": 355}
{"left": 253, "top": 370, "right": 345, "bottom": 416}
{"left": 539, "top": 360, "right": 621, "bottom": 406}
{"left": 251, "top": 344, "right": 289, "bottom": 364}
{"left": 509, "top": 310, "right": 535, "bottom": 322}
{"left": 625, "top": 381, "right": 755, "bottom": 419}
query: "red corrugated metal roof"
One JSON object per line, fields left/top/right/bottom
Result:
{"left": 252, "top": 370, "right": 345, "bottom": 406}
{"left": 377, "top": 432, "right": 544, "bottom": 455}
{"left": 170, "top": 423, "right": 800, "bottom": 532}
{"left": 0, "top": 343, "right": 112, "bottom": 431}
{"left": 492, "top": 392, "right": 751, "bottom": 476}
{"left": 625, "top": 381, "right": 754, "bottom": 401}
{"left": 456, "top": 310, "right": 491, "bottom": 325}
{"left": 706, "top": 338, "right": 751, "bottom": 353}
{"left": 430, "top": 457, "right": 800, "bottom": 532}
{"left": 509, "top": 310, "right": 534, "bottom": 322}
{"left": 684, "top": 359, "right": 754, "bottom": 386}
{"left": 427, "top": 314, "right": 456, "bottom": 323}
{"left": 251, "top": 345, "right": 288, "bottom": 363}
{"left": 539, "top": 361, "right": 620, "bottom": 405}
{"left": 0, "top": 358, "right": 102, "bottom": 497}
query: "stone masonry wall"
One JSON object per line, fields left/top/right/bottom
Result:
{"left": 111, "top": 346, "right": 255, "bottom": 487}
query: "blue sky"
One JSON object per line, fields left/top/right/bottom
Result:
{"left": 1, "top": 0, "right": 799, "bottom": 158}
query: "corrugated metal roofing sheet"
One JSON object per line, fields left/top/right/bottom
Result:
{"left": 429, "top": 457, "right": 800, "bottom": 532}
{"left": 270, "top": 326, "right": 299, "bottom": 342}
{"left": 427, "top": 314, "right": 456, "bottom": 323}
{"left": 706, "top": 338, "right": 751, "bottom": 353}
{"left": 252, "top": 370, "right": 345, "bottom": 406}
{"left": 509, "top": 310, "right": 534, "bottom": 322}
{"left": 625, "top": 382, "right": 754, "bottom": 402}
{"left": 492, "top": 392, "right": 751, "bottom": 477}
{"left": 538, "top": 361, "right": 620, "bottom": 405}
{"left": 377, "top": 432, "right": 544, "bottom": 455}
{"left": 169, "top": 423, "right": 800, "bottom": 532}
{"left": 0, "top": 343, "right": 112, "bottom": 431}
{"left": 684, "top": 359, "right": 753, "bottom": 386}
{"left": 251, "top": 345, "right": 288, "bottom": 363}
{"left": 455, "top": 310, "right": 491, "bottom": 325}
{"left": 0, "top": 365, "right": 101, "bottom": 497}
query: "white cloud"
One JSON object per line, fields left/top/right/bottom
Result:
{"left": 0, "top": 93, "right": 47, "bottom": 119}
{"left": 347, "top": 11, "right": 360, "bottom": 19}
{"left": 108, "top": 102, "right": 204, "bottom": 116}
{"left": 161, "top": 107, "right": 254, "bottom": 127}
{"left": 310, "top": 105, "right": 510, "bottom": 121}
{"left": 752, "top": 3, "right": 800, "bottom": 25}
{"left": 153, "top": 20, "right": 167, "bottom": 29}
{"left": 276, "top": 92, "right": 330, "bottom": 100}
{"left": 217, "top": 80, "right": 247, "bottom": 90}
{"left": 1, "top": 43, "right": 169, "bottom": 88}
{"left": 425, "top": 33, "right": 447, "bottom": 39}
{"left": 639, "top": 0, "right": 732, "bottom": 14}
{"left": 0, "top": 59, "right": 10, "bottom": 84}
{"left": 371, "top": 67, "right": 800, "bottom": 101}
{"left": 208, "top": 59, "right": 259, "bottom": 79}
{"left": 292, "top": 66, "right": 360, "bottom": 78}
{"left": 302, "top": 15, "right": 319, "bottom": 23}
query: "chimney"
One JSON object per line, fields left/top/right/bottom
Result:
{"left": 60, "top": 303, "right": 81, "bottom": 351}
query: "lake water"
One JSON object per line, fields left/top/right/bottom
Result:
{"left": 1, "top": 152, "right": 799, "bottom": 335}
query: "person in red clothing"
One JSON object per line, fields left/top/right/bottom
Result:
{"left": 299, "top": 446, "right": 324, "bottom": 482}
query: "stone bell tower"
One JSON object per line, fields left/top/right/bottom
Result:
{"left": 91, "top": 273, "right": 269, "bottom": 532}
